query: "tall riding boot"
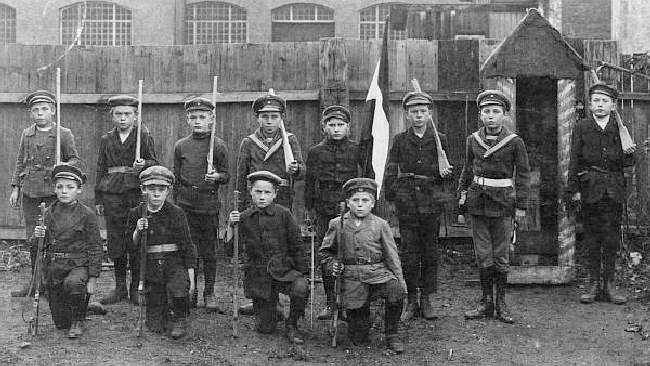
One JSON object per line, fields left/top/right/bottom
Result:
{"left": 146, "top": 289, "right": 167, "bottom": 333}
{"left": 495, "top": 271, "right": 514, "bottom": 324}
{"left": 464, "top": 268, "right": 494, "bottom": 319}
{"left": 420, "top": 292, "right": 438, "bottom": 320}
{"left": 603, "top": 272, "right": 627, "bottom": 305}
{"left": 67, "top": 294, "right": 86, "bottom": 339}
{"left": 285, "top": 310, "right": 305, "bottom": 344}
{"left": 580, "top": 266, "right": 600, "bottom": 304}
{"left": 49, "top": 285, "right": 72, "bottom": 330}
{"left": 203, "top": 259, "right": 221, "bottom": 312}
{"left": 317, "top": 267, "right": 335, "bottom": 320}
{"left": 347, "top": 305, "right": 371, "bottom": 345}
{"left": 170, "top": 297, "right": 189, "bottom": 339}
{"left": 101, "top": 258, "right": 128, "bottom": 305}
{"left": 385, "top": 300, "right": 405, "bottom": 353}
{"left": 400, "top": 292, "right": 419, "bottom": 322}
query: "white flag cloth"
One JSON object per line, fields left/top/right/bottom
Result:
{"left": 280, "top": 120, "right": 295, "bottom": 172}
{"left": 365, "top": 61, "right": 390, "bottom": 198}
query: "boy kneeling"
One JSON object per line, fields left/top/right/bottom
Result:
{"left": 319, "top": 178, "right": 406, "bottom": 353}
{"left": 128, "top": 166, "right": 197, "bottom": 339}
{"left": 229, "top": 171, "right": 309, "bottom": 344}
{"left": 36, "top": 163, "right": 102, "bottom": 339}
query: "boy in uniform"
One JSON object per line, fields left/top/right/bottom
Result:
{"left": 35, "top": 163, "right": 102, "bottom": 339}
{"left": 319, "top": 178, "right": 406, "bottom": 353}
{"left": 568, "top": 82, "right": 636, "bottom": 305}
{"left": 384, "top": 90, "right": 453, "bottom": 321}
{"left": 96, "top": 95, "right": 158, "bottom": 305}
{"left": 128, "top": 165, "right": 197, "bottom": 339}
{"left": 10, "top": 90, "right": 80, "bottom": 297}
{"left": 229, "top": 171, "right": 309, "bottom": 344}
{"left": 458, "top": 90, "right": 530, "bottom": 324}
{"left": 305, "top": 105, "right": 366, "bottom": 320}
{"left": 174, "top": 97, "right": 229, "bottom": 311}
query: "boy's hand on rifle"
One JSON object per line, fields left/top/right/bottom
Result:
{"left": 332, "top": 261, "right": 344, "bottom": 277}
{"left": 95, "top": 204, "right": 104, "bottom": 216}
{"left": 9, "top": 187, "right": 20, "bottom": 208}
{"left": 204, "top": 171, "right": 222, "bottom": 182}
{"left": 288, "top": 161, "right": 299, "bottom": 175}
{"left": 188, "top": 268, "right": 195, "bottom": 296}
{"left": 34, "top": 225, "right": 46, "bottom": 238}
{"left": 87, "top": 277, "right": 97, "bottom": 295}
{"left": 136, "top": 218, "right": 148, "bottom": 231}
{"left": 229, "top": 210, "right": 240, "bottom": 224}
{"left": 133, "top": 159, "right": 146, "bottom": 171}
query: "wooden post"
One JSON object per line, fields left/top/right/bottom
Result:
{"left": 319, "top": 37, "right": 349, "bottom": 111}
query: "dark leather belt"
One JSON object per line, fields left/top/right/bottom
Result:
{"left": 344, "top": 258, "right": 380, "bottom": 265}
{"left": 50, "top": 252, "right": 83, "bottom": 260}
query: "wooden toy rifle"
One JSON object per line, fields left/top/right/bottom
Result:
{"left": 305, "top": 215, "right": 315, "bottom": 329}
{"left": 232, "top": 190, "right": 240, "bottom": 338}
{"left": 55, "top": 68, "right": 61, "bottom": 165}
{"left": 207, "top": 75, "right": 219, "bottom": 174}
{"left": 27, "top": 203, "right": 47, "bottom": 336}
{"left": 136, "top": 193, "right": 148, "bottom": 337}
{"left": 331, "top": 202, "right": 346, "bottom": 347}
{"left": 135, "top": 80, "right": 144, "bottom": 165}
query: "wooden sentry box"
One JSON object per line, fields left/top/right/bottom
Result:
{"left": 479, "top": 9, "right": 588, "bottom": 284}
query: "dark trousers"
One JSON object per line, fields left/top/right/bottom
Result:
{"left": 146, "top": 282, "right": 189, "bottom": 333}
{"left": 471, "top": 215, "right": 513, "bottom": 273}
{"left": 253, "top": 277, "right": 309, "bottom": 333}
{"left": 582, "top": 196, "right": 622, "bottom": 281}
{"left": 314, "top": 211, "right": 336, "bottom": 305}
{"left": 345, "top": 281, "right": 403, "bottom": 342}
{"left": 398, "top": 213, "right": 440, "bottom": 297}
{"left": 186, "top": 212, "right": 218, "bottom": 295}
{"left": 46, "top": 266, "right": 88, "bottom": 329}
{"left": 22, "top": 195, "right": 57, "bottom": 268}
{"left": 103, "top": 191, "right": 141, "bottom": 292}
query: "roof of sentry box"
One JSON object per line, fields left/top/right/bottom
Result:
{"left": 481, "top": 8, "right": 588, "bottom": 80}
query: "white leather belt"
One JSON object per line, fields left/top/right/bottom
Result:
{"left": 146, "top": 244, "right": 178, "bottom": 253}
{"left": 473, "top": 176, "right": 513, "bottom": 188}
{"left": 107, "top": 166, "right": 131, "bottom": 174}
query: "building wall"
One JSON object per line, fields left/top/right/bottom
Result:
{"left": 612, "top": 0, "right": 650, "bottom": 54}
{"left": 560, "top": 0, "right": 610, "bottom": 39}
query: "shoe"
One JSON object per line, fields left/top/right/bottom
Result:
{"left": 464, "top": 268, "right": 494, "bottom": 319}
{"left": 67, "top": 321, "right": 84, "bottom": 339}
{"left": 386, "top": 334, "right": 405, "bottom": 354}
{"left": 87, "top": 301, "right": 108, "bottom": 315}
{"left": 317, "top": 305, "right": 333, "bottom": 320}
{"left": 239, "top": 301, "right": 254, "bottom": 315}
{"left": 204, "top": 294, "right": 223, "bottom": 313}
{"left": 285, "top": 324, "right": 304, "bottom": 345}
{"left": 604, "top": 278, "right": 627, "bottom": 305}
{"left": 170, "top": 320, "right": 187, "bottom": 339}
{"left": 495, "top": 271, "right": 514, "bottom": 324}
{"left": 400, "top": 294, "right": 419, "bottom": 322}
{"left": 579, "top": 280, "right": 599, "bottom": 304}
{"left": 11, "top": 282, "right": 33, "bottom": 297}
{"left": 420, "top": 293, "right": 438, "bottom": 320}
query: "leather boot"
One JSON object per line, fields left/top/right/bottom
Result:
{"left": 579, "top": 279, "right": 599, "bottom": 304}
{"left": 495, "top": 271, "right": 514, "bottom": 324}
{"left": 101, "top": 261, "right": 128, "bottom": 305}
{"left": 285, "top": 316, "right": 304, "bottom": 345}
{"left": 239, "top": 300, "right": 254, "bottom": 315}
{"left": 400, "top": 293, "right": 419, "bottom": 322}
{"left": 420, "top": 293, "right": 438, "bottom": 320}
{"left": 170, "top": 297, "right": 188, "bottom": 339}
{"left": 317, "top": 304, "right": 334, "bottom": 320}
{"left": 464, "top": 268, "right": 494, "bottom": 319}
{"left": 603, "top": 277, "right": 627, "bottom": 305}
{"left": 204, "top": 293, "right": 223, "bottom": 313}
{"left": 386, "top": 334, "right": 405, "bottom": 354}
{"left": 385, "top": 300, "right": 403, "bottom": 352}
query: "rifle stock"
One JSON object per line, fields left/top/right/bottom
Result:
{"left": 232, "top": 190, "right": 240, "bottom": 338}
{"left": 135, "top": 80, "right": 144, "bottom": 164}
{"left": 137, "top": 193, "right": 148, "bottom": 337}
{"left": 306, "top": 215, "right": 315, "bottom": 330}
{"left": 28, "top": 202, "right": 47, "bottom": 336}
{"left": 331, "top": 202, "right": 346, "bottom": 347}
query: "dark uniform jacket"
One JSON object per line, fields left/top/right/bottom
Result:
{"left": 458, "top": 127, "right": 530, "bottom": 217}
{"left": 305, "top": 138, "right": 365, "bottom": 216}
{"left": 173, "top": 132, "right": 230, "bottom": 215}
{"left": 42, "top": 200, "right": 103, "bottom": 284}
{"left": 11, "top": 124, "right": 80, "bottom": 198}
{"left": 384, "top": 126, "right": 451, "bottom": 215}
{"left": 236, "top": 128, "right": 304, "bottom": 208}
{"left": 319, "top": 212, "right": 406, "bottom": 288}
{"left": 126, "top": 201, "right": 197, "bottom": 284}
{"left": 567, "top": 116, "right": 635, "bottom": 204}
{"left": 95, "top": 127, "right": 158, "bottom": 205}
{"left": 238, "top": 203, "right": 307, "bottom": 300}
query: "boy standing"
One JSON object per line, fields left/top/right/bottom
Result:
{"left": 229, "top": 171, "right": 309, "bottom": 344}
{"left": 35, "top": 163, "right": 102, "bottom": 339}
{"left": 11, "top": 90, "right": 80, "bottom": 297}
{"left": 458, "top": 90, "right": 530, "bottom": 324}
{"left": 319, "top": 178, "right": 406, "bottom": 353}
{"left": 174, "top": 97, "right": 229, "bottom": 310}
{"left": 128, "top": 166, "right": 197, "bottom": 339}
{"left": 305, "top": 105, "right": 367, "bottom": 320}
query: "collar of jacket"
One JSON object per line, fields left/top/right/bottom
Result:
{"left": 254, "top": 128, "right": 281, "bottom": 144}
{"left": 25, "top": 123, "right": 58, "bottom": 137}
{"left": 324, "top": 137, "right": 352, "bottom": 150}
{"left": 588, "top": 114, "right": 617, "bottom": 133}
{"left": 342, "top": 211, "right": 376, "bottom": 231}
{"left": 191, "top": 131, "right": 211, "bottom": 140}
{"left": 477, "top": 125, "right": 513, "bottom": 143}
{"left": 110, "top": 126, "right": 140, "bottom": 145}
{"left": 406, "top": 125, "right": 436, "bottom": 142}
{"left": 250, "top": 203, "right": 278, "bottom": 216}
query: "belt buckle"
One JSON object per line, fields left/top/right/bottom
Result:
{"left": 157, "top": 259, "right": 163, "bottom": 265}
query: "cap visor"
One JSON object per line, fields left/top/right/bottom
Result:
{"left": 141, "top": 179, "right": 171, "bottom": 186}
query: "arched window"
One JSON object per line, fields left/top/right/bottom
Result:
{"left": 60, "top": 1, "right": 132, "bottom": 46}
{"left": 271, "top": 3, "right": 334, "bottom": 42}
{"left": 359, "top": 3, "right": 406, "bottom": 40}
{"left": 185, "top": 1, "right": 247, "bottom": 44}
{"left": 0, "top": 3, "right": 15, "bottom": 44}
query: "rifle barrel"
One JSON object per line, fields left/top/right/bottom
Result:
{"left": 232, "top": 190, "right": 240, "bottom": 338}
{"left": 135, "top": 80, "right": 143, "bottom": 163}
{"left": 55, "top": 68, "right": 61, "bottom": 165}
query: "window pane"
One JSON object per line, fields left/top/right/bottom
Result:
{"left": 0, "top": 5, "right": 15, "bottom": 44}
{"left": 272, "top": 5, "right": 290, "bottom": 21}
{"left": 317, "top": 5, "right": 334, "bottom": 21}
{"left": 359, "top": 23, "right": 375, "bottom": 40}
{"left": 60, "top": 1, "right": 131, "bottom": 46}
{"left": 359, "top": 7, "right": 375, "bottom": 22}
{"left": 185, "top": 1, "right": 247, "bottom": 44}
{"left": 292, "top": 4, "right": 315, "bottom": 21}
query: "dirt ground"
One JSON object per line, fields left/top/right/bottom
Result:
{"left": 1, "top": 242, "right": 649, "bottom": 366}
